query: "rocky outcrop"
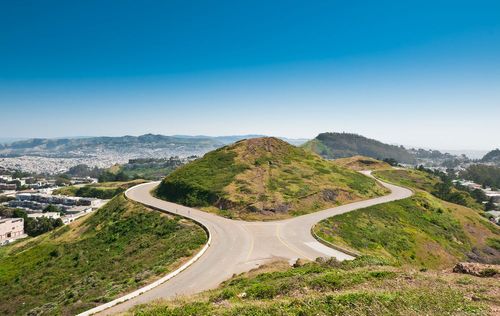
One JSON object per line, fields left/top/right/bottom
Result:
{"left": 453, "top": 262, "right": 499, "bottom": 277}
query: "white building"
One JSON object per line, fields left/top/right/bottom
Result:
{"left": 27, "top": 212, "right": 61, "bottom": 220}
{"left": 0, "top": 218, "right": 25, "bottom": 243}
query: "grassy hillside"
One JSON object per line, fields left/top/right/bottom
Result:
{"left": 314, "top": 191, "right": 500, "bottom": 269}
{"left": 313, "top": 168, "right": 500, "bottom": 269}
{"left": 374, "top": 168, "right": 484, "bottom": 211}
{"left": 302, "top": 132, "right": 416, "bottom": 164}
{"left": 156, "top": 137, "right": 388, "bottom": 220}
{"left": 0, "top": 194, "right": 207, "bottom": 315}
{"left": 53, "top": 179, "right": 145, "bottom": 199}
{"left": 130, "top": 256, "right": 497, "bottom": 316}
{"left": 333, "top": 156, "right": 391, "bottom": 171}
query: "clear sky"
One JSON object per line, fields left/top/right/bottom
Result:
{"left": 1, "top": 1, "right": 499, "bottom": 150}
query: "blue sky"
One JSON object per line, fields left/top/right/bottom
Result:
{"left": 1, "top": 0, "right": 499, "bottom": 149}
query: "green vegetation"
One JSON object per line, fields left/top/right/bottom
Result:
{"left": 99, "top": 157, "right": 187, "bottom": 181}
{"left": 25, "top": 216, "right": 64, "bottom": 237}
{"left": 53, "top": 179, "right": 145, "bottom": 199}
{"left": 375, "top": 168, "right": 484, "bottom": 211}
{"left": 65, "top": 164, "right": 102, "bottom": 178}
{"left": 0, "top": 206, "right": 63, "bottom": 237}
{"left": 315, "top": 191, "right": 500, "bottom": 268}
{"left": 302, "top": 132, "right": 416, "bottom": 164}
{"left": 61, "top": 158, "right": 186, "bottom": 183}
{"left": 157, "top": 137, "right": 387, "bottom": 220}
{"left": 374, "top": 168, "right": 438, "bottom": 191}
{"left": 461, "top": 164, "right": 500, "bottom": 189}
{"left": 131, "top": 256, "right": 496, "bottom": 316}
{"left": 313, "top": 168, "right": 500, "bottom": 269}
{"left": 0, "top": 194, "right": 207, "bottom": 315}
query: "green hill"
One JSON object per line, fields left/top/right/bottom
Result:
{"left": 302, "top": 132, "right": 416, "bottom": 164}
{"left": 313, "top": 169, "right": 500, "bottom": 269}
{"left": 0, "top": 195, "right": 207, "bottom": 315}
{"left": 130, "top": 256, "right": 497, "bottom": 316}
{"left": 156, "top": 137, "right": 388, "bottom": 220}
{"left": 481, "top": 149, "right": 500, "bottom": 165}
{"left": 461, "top": 164, "right": 500, "bottom": 189}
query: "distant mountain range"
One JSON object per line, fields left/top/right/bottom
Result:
{"left": 0, "top": 134, "right": 308, "bottom": 159}
{"left": 302, "top": 132, "right": 417, "bottom": 164}
{"left": 1, "top": 132, "right": 493, "bottom": 168}
{"left": 0, "top": 134, "right": 221, "bottom": 158}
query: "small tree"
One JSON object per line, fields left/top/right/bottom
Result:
{"left": 43, "top": 204, "right": 61, "bottom": 214}
{"left": 485, "top": 198, "right": 496, "bottom": 211}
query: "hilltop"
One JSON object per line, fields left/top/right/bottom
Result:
{"left": 0, "top": 195, "right": 207, "bottom": 315}
{"left": 482, "top": 149, "right": 500, "bottom": 165}
{"left": 333, "top": 156, "right": 391, "bottom": 171}
{"left": 302, "top": 132, "right": 416, "bottom": 164}
{"left": 156, "top": 137, "right": 387, "bottom": 220}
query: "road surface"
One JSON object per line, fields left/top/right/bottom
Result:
{"left": 98, "top": 172, "right": 412, "bottom": 315}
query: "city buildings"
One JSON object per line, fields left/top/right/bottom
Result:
{"left": 27, "top": 212, "right": 60, "bottom": 220}
{"left": 5, "top": 192, "right": 105, "bottom": 228}
{"left": 9, "top": 193, "right": 101, "bottom": 212}
{"left": 0, "top": 183, "right": 16, "bottom": 191}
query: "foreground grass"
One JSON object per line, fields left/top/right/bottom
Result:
{"left": 0, "top": 194, "right": 207, "bottom": 315}
{"left": 157, "top": 137, "right": 388, "bottom": 220}
{"left": 53, "top": 179, "right": 146, "bottom": 199}
{"left": 130, "top": 257, "right": 496, "bottom": 316}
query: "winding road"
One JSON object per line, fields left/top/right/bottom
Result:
{"left": 95, "top": 171, "right": 412, "bottom": 315}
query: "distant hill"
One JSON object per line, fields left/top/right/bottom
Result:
{"left": 0, "top": 134, "right": 223, "bottom": 158}
{"left": 482, "top": 149, "right": 500, "bottom": 165}
{"left": 156, "top": 137, "right": 387, "bottom": 220}
{"left": 146, "top": 134, "right": 308, "bottom": 146}
{"left": 461, "top": 164, "right": 500, "bottom": 189}
{"left": 0, "top": 134, "right": 308, "bottom": 159}
{"left": 302, "top": 132, "right": 416, "bottom": 164}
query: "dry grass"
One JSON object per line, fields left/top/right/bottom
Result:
{"left": 333, "top": 155, "right": 392, "bottom": 171}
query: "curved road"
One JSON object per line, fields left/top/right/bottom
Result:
{"left": 99, "top": 172, "right": 412, "bottom": 315}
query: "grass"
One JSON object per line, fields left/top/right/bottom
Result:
{"left": 130, "top": 256, "right": 496, "bottom": 315}
{"left": 0, "top": 194, "right": 207, "bottom": 315}
{"left": 313, "top": 170, "right": 500, "bottom": 269}
{"left": 333, "top": 155, "right": 392, "bottom": 171}
{"left": 374, "top": 169, "right": 484, "bottom": 210}
{"left": 53, "top": 179, "right": 146, "bottom": 199}
{"left": 156, "top": 137, "right": 388, "bottom": 220}
{"left": 373, "top": 168, "right": 439, "bottom": 192}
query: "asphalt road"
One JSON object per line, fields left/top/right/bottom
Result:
{"left": 99, "top": 171, "right": 412, "bottom": 315}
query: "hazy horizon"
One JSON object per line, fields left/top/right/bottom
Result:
{"left": 1, "top": 1, "right": 499, "bottom": 150}
{"left": 0, "top": 134, "right": 495, "bottom": 156}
